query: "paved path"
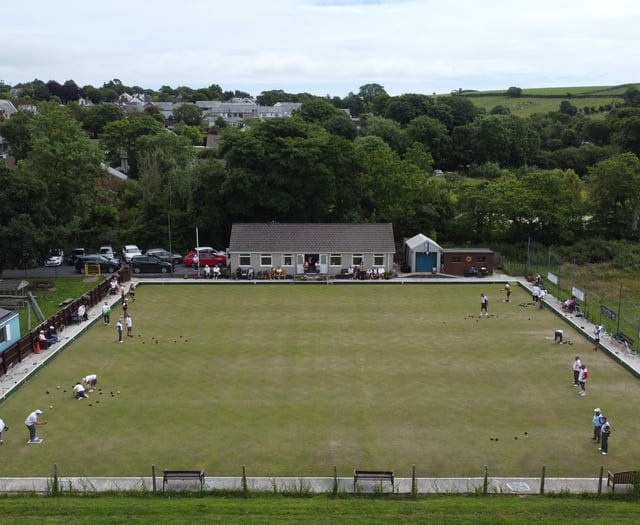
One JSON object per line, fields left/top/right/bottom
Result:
{"left": 0, "top": 274, "right": 636, "bottom": 494}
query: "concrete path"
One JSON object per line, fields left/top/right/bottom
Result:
{"left": 0, "top": 273, "right": 636, "bottom": 494}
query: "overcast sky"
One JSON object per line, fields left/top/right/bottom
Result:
{"left": 2, "top": 0, "right": 639, "bottom": 97}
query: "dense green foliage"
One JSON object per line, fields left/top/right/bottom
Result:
{"left": 2, "top": 81, "right": 640, "bottom": 270}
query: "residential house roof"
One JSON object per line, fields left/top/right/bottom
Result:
{"left": 229, "top": 223, "right": 396, "bottom": 253}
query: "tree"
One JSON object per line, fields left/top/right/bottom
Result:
{"left": 219, "top": 117, "right": 364, "bottom": 223}
{"left": 79, "top": 104, "right": 125, "bottom": 138}
{"left": 507, "top": 87, "right": 522, "bottom": 97}
{"left": 587, "top": 152, "right": 640, "bottom": 238}
{"left": 405, "top": 115, "right": 451, "bottom": 164}
{"left": 1, "top": 102, "right": 105, "bottom": 266}
{"left": 468, "top": 115, "right": 539, "bottom": 168}
{"left": 358, "top": 115, "right": 408, "bottom": 154}
{"left": 173, "top": 104, "right": 202, "bottom": 126}
{"left": 0, "top": 110, "right": 33, "bottom": 160}
{"left": 358, "top": 83, "right": 387, "bottom": 105}
{"left": 100, "top": 112, "right": 165, "bottom": 177}
{"left": 559, "top": 100, "right": 578, "bottom": 116}
{"left": 608, "top": 107, "right": 640, "bottom": 156}
{"left": 0, "top": 165, "right": 48, "bottom": 269}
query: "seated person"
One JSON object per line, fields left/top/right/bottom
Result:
{"left": 235, "top": 267, "right": 243, "bottom": 279}
{"left": 562, "top": 296, "right": 578, "bottom": 312}
{"left": 276, "top": 266, "right": 283, "bottom": 279}
{"left": 246, "top": 267, "right": 255, "bottom": 280}
{"left": 109, "top": 276, "right": 119, "bottom": 295}
{"left": 72, "top": 382, "right": 89, "bottom": 399}
{"left": 38, "top": 330, "right": 49, "bottom": 350}
{"left": 77, "top": 304, "right": 88, "bottom": 321}
{"left": 203, "top": 264, "right": 212, "bottom": 279}
{"left": 268, "top": 266, "right": 276, "bottom": 280}
{"left": 213, "top": 265, "right": 221, "bottom": 279}
{"left": 46, "top": 325, "right": 59, "bottom": 345}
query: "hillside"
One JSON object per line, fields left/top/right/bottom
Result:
{"left": 456, "top": 83, "right": 640, "bottom": 118}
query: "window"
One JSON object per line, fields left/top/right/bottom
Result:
{"left": 239, "top": 254, "right": 251, "bottom": 266}
{"left": 260, "top": 254, "right": 272, "bottom": 267}
{"left": 373, "top": 254, "right": 385, "bottom": 266}
{"left": 283, "top": 254, "right": 293, "bottom": 266}
{"left": 476, "top": 256, "right": 487, "bottom": 263}
{"left": 0, "top": 325, "right": 7, "bottom": 343}
{"left": 352, "top": 254, "right": 363, "bottom": 266}
{"left": 451, "top": 256, "right": 462, "bottom": 263}
{"left": 330, "top": 254, "right": 342, "bottom": 266}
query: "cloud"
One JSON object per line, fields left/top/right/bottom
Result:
{"left": 0, "top": 0, "right": 638, "bottom": 97}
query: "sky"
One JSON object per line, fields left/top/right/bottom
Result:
{"left": 1, "top": 0, "right": 639, "bottom": 98}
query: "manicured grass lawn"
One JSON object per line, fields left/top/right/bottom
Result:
{"left": 1, "top": 494, "right": 640, "bottom": 524}
{"left": 1, "top": 283, "right": 639, "bottom": 479}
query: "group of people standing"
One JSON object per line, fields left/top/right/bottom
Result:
{"left": 592, "top": 407, "right": 612, "bottom": 455}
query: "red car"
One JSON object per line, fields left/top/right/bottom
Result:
{"left": 183, "top": 248, "right": 227, "bottom": 268}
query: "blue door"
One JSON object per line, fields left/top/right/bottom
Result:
{"left": 416, "top": 252, "right": 437, "bottom": 272}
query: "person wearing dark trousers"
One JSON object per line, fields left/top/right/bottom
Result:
{"left": 592, "top": 408, "right": 604, "bottom": 442}
{"left": 599, "top": 418, "right": 611, "bottom": 455}
{"left": 572, "top": 356, "right": 582, "bottom": 386}
{"left": 24, "top": 409, "right": 46, "bottom": 444}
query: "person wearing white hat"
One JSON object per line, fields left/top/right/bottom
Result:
{"left": 24, "top": 409, "right": 47, "bottom": 443}
{"left": 592, "top": 408, "right": 605, "bottom": 443}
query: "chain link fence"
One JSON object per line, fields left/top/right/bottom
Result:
{"left": 502, "top": 242, "right": 639, "bottom": 352}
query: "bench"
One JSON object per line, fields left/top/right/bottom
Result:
{"left": 354, "top": 470, "right": 394, "bottom": 492}
{"left": 614, "top": 332, "right": 634, "bottom": 349}
{"left": 607, "top": 470, "right": 637, "bottom": 492}
{"left": 162, "top": 469, "right": 205, "bottom": 491}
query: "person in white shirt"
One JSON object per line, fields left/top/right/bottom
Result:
{"left": 572, "top": 356, "right": 582, "bottom": 386}
{"left": 24, "top": 409, "right": 46, "bottom": 443}
{"left": 213, "top": 265, "right": 221, "bottom": 279}
{"left": 83, "top": 374, "right": 98, "bottom": 392}
{"left": 72, "top": 382, "right": 89, "bottom": 400}
{"left": 126, "top": 316, "right": 133, "bottom": 337}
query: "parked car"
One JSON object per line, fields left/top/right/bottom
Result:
{"left": 44, "top": 248, "right": 64, "bottom": 267}
{"left": 67, "top": 247, "right": 87, "bottom": 265}
{"left": 183, "top": 248, "right": 227, "bottom": 268}
{"left": 75, "top": 254, "right": 122, "bottom": 273}
{"left": 122, "top": 244, "right": 142, "bottom": 262}
{"left": 145, "top": 248, "right": 183, "bottom": 265}
{"left": 98, "top": 246, "right": 115, "bottom": 259}
{"left": 130, "top": 255, "right": 172, "bottom": 274}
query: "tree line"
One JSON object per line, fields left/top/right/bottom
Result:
{"left": 1, "top": 80, "right": 640, "bottom": 270}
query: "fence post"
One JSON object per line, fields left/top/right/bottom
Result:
{"left": 332, "top": 465, "right": 338, "bottom": 496}
{"left": 482, "top": 465, "right": 488, "bottom": 496}
{"left": 152, "top": 464, "right": 156, "bottom": 493}
{"left": 411, "top": 464, "right": 417, "bottom": 498}
{"left": 540, "top": 465, "right": 545, "bottom": 494}
{"left": 598, "top": 465, "right": 604, "bottom": 495}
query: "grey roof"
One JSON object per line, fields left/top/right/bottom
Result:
{"left": 229, "top": 223, "right": 395, "bottom": 253}
{"left": 443, "top": 247, "right": 494, "bottom": 253}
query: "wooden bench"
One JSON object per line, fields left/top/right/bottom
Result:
{"left": 162, "top": 469, "right": 205, "bottom": 491}
{"left": 607, "top": 470, "right": 637, "bottom": 492}
{"left": 354, "top": 470, "right": 394, "bottom": 492}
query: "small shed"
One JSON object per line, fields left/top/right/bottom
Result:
{"left": 0, "top": 307, "right": 20, "bottom": 354}
{"left": 404, "top": 234, "right": 443, "bottom": 273}
{"left": 441, "top": 248, "right": 495, "bottom": 276}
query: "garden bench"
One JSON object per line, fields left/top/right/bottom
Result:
{"left": 162, "top": 469, "right": 205, "bottom": 491}
{"left": 354, "top": 470, "right": 394, "bottom": 492}
{"left": 607, "top": 470, "right": 637, "bottom": 492}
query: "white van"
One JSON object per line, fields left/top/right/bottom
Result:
{"left": 122, "top": 244, "right": 142, "bottom": 262}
